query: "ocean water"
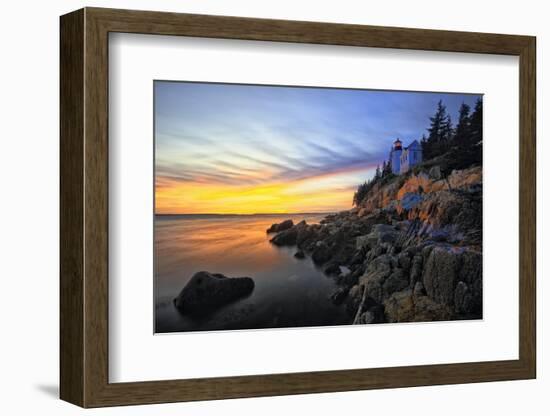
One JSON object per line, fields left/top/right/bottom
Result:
{"left": 155, "top": 214, "right": 350, "bottom": 333}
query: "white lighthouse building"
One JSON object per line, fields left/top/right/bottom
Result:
{"left": 389, "top": 138, "right": 422, "bottom": 174}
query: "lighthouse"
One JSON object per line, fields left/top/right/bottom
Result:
{"left": 390, "top": 138, "right": 402, "bottom": 174}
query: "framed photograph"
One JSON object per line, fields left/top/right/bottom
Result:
{"left": 60, "top": 7, "right": 536, "bottom": 407}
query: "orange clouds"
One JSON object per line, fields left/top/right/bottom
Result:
{"left": 155, "top": 169, "right": 366, "bottom": 214}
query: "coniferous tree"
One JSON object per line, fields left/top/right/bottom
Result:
{"left": 442, "top": 114, "right": 453, "bottom": 142}
{"left": 467, "top": 98, "right": 483, "bottom": 165}
{"left": 469, "top": 98, "right": 482, "bottom": 147}
{"left": 445, "top": 98, "right": 482, "bottom": 171}
{"left": 454, "top": 102, "right": 472, "bottom": 146}
{"left": 423, "top": 100, "right": 452, "bottom": 159}
{"left": 382, "top": 158, "right": 392, "bottom": 177}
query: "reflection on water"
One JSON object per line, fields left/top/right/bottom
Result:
{"left": 155, "top": 214, "right": 351, "bottom": 333}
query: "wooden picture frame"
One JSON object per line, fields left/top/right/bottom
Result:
{"left": 60, "top": 7, "right": 536, "bottom": 408}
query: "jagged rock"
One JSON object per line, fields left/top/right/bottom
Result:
{"left": 356, "top": 310, "right": 376, "bottom": 324}
{"left": 396, "top": 192, "right": 424, "bottom": 214}
{"left": 356, "top": 224, "right": 399, "bottom": 251}
{"left": 270, "top": 221, "right": 308, "bottom": 247}
{"left": 396, "top": 172, "right": 446, "bottom": 200}
{"left": 330, "top": 287, "right": 349, "bottom": 305}
{"left": 266, "top": 219, "right": 294, "bottom": 233}
{"left": 413, "top": 281, "right": 426, "bottom": 296}
{"left": 324, "top": 262, "right": 341, "bottom": 276}
{"left": 358, "top": 255, "right": 394, "bottom": 303}
{"left": 447, "top": 167, "right": 482, "bottom": 190}
{"left": 397, "top": 251, "right": 412, "bottom": 272}
{"left": 312, "top": 241, "right": 332, "bottom": 265}
{"left": 384, "top": 289, "right": 453, "bottom": 323}
{"left": 270, "top": 227, "right": 298, "bottom": 246}
{"left": 422, "top": 246, "right": 460, "bottom": 306}
{"left": 356, "top": 234, "right": 378, "bottom": 251}
{"left": 409, "top": 254, "right": 423, "bottom": 286}
{"left": 174, "top": 271, "right": 254, "bottom": 315}
{"left": 454, "top": 281, "right": 474, "bottom": 314}
{"left": 383, "top": 269, "right": 409, "bottom": 298}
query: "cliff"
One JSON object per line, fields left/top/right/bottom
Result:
{"left": 269, "top": 164, "right": 483, "bottom": 324}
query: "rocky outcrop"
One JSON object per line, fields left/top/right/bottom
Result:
{"left": 174, "top": 271, "right": 255, "bottom": 315}
{"left": 384, "top": 289, "right": 453, "bottom": 323}
{"left": 266, "top": 219, "right": 294, "bottom": 233}
{"left": 267, "top": 165, "right": 482, "bottom": 324}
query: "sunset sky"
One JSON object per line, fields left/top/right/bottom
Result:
{"left": 155, "top": 81, "right": 481, "bottom": 215}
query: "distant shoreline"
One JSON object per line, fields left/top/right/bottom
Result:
{"left": 155, "top": 212, "right": 336, "bottom": 217}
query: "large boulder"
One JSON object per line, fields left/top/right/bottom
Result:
{"left": 270, "top": 220, "right": 309, "bottom": 247}
{"left": 384, "top": 289, "right": 453, "bottom": 323}
{"left": 422, "top": 246, "right": 482, "bottom": 316}
{"left": 266, "top": 219, "right": 294, "bottom": 233}
{"left": 422, "top": 246, "right": 460, "bottom": 306}
{"left": 174, "top": 271, "right": 254, "bottom": 315}
{"left": 356, "top": 224, "right": 399, "bottom": 251}
{"left": 358, "top": 254, "right": 394, "bottom": 303}
{"left": 382, "top": 269, "right": 409, "bottom": 298}
{"left": 270, "top": 227, "right": 298, "bottom": 246}
{"left": 312, "top": 241, "right": 332, "bottom": 265}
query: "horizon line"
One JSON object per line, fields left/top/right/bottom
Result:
{"left": 155, "top": 211, "right": 339, "bottom": 216}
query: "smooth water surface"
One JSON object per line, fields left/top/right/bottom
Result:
{"left": 155, "top": 214, "right": 350, "bottom": 333}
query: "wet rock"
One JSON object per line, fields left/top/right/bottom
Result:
{"left": 266, "top": 219, "right": 294, "bottom": 233}
{"left": 413, "top": 281, "right": 426, "bottom": 296}
{"left": 330, "top": 287, "right": 349, "bottom": 305}
{"left": 355, "top": 310, "right": 376, "bottom": 324}
{"left": 409, "top": 254, "right": 424, "bottom": 286}
{"left": 325, "top": 262, "right": 341, "bottom": 276}
{"left": 312, "top": 241, "right": 332, "bottom": 265}
{"left": 174, "top": 271, "right": 255, "bottom": 315}
{"left": 397, "top": 251, "right": 412, "bottom": 272}
{"left": 270, "top": 221, "right": 307, "bottom": 247}
{"left": 356, "top": 234, "right": 378, "bottom": 251}
{"left": 382, "top": 269, "right": 409, "bottom": 298}
{"left": 359, "top": 255, "right": 394, "bottom": 303}
{"left": 454, "top": 281, "right": 474, "bottom": 315}
{"left": 294, "top": 250, "right": 305, "bottom": 259}
{"left": 270, "top": 227, "right": 298, "bottom": 246}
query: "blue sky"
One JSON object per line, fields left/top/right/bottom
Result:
{"left": 154, "top": 81, "right": 481, "bottom": 214}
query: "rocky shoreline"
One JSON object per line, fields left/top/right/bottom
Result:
{"left": 267, "top": 165, "right": 483, "bottom": 324}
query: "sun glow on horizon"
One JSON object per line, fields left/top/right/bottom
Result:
{"left": 155, "top": 167, "right": 373, "bottom": 215}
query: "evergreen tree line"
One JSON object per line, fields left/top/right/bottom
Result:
{"left": 352, "top": 161, "right": 394, "bottom": 206}
{"left": 421, "top": 98, "right": 482, "bottom": 168}
{"left": 353, "top": 98, "right": 482, "bottom": 206}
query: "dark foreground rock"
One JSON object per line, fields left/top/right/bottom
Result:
{"left": 294, "top": 250, "right": 305, "bottom": 259}
{"left": 266, "top": 219, "right": 294, "bottom": 234}
{"left": 174, "top": 271, "right": 255, "bottom": 315}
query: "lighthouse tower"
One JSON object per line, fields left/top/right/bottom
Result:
{"left": 391, "top": 138, "right": 402, "bottom": 174}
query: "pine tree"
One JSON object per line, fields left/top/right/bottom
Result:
{"left": 446, "top": 98, "right": 482, "bottom": 171}
{"left": 469, "top": 98, "right": 482, "bottom": 147}
{"left": 382, "top": 158, "right": 392, "bottom": 176}
{"left": 423, "top": 100, "right": 452, "bottom": 159}
{"left": 454, "top": 102, "right": 471, "bottom": 146}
